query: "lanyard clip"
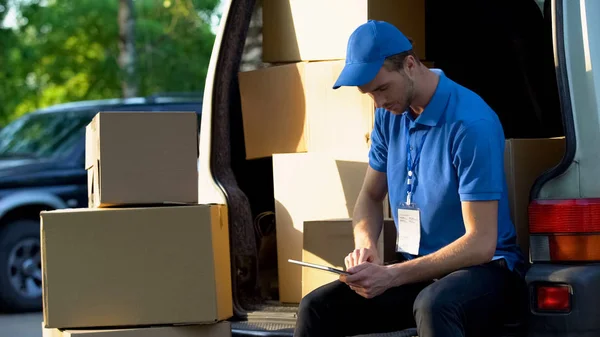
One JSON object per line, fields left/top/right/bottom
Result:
{"left": 406, "top": 191, "right": 412, "bottom": 206}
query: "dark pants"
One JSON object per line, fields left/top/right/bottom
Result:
{"left": 294, "top": 259, "right": 526, "bottom": 337}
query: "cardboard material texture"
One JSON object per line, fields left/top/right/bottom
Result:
{"left": 42, "top": 322, "right": 231, "bottom": 337}
{"left": 41, "top": 205, "right": 232, "bottom": 329}
{"left": 238, "top": 60, "right": 375, "bottom": 160}
{"left": 273, "top": 152, "right": 391, "bottom": 303}
{"left": 504, "top": 138, "right": 565, "bottom": 259}
{"left": 85, "top": 111, "right": 199, "bottom": 208}
{"left": 262, "top": 0, "right": 425, "bottom": 62}
{"left": 302, "top": 218, "right": 396, "bottom": 297}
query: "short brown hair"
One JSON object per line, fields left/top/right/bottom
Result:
{"left": 383, "top": 50, "right": 420, "bottom": 72}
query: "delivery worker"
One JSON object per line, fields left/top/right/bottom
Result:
{"left": 293, "top": 20, "right": 526, "bottom": 337}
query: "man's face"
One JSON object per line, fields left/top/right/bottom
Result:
{"left": 358, "top": 66, "right": 414, "bottom": 115}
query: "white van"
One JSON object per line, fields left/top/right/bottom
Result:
{"left": 198, "top": 0, "right": 600, "bottom": 336}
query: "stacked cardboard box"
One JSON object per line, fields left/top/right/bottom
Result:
{"left": 262, "top": 0, "right": 426, "bottom": 62}
{"left": 302, "top": 218, "right": 397, "bottom": 297}
{"left": 239, "top": 2, "right": 427, "bottom": 304}
{"left": 272, "top": 153, "right": 392, "bottom": 302}
{"left": 504, "top": 138, "right": 566, "bottom": 260}
{"left": 41, "top": 112, "right": 232, "bottom": 337}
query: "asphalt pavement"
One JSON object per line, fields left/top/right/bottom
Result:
{"left": 0, "top": 312, "right": 42, "bottom": 337}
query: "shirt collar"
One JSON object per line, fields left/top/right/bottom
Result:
{"left": 408, "top": 69, "right": 451, "bottom": 127}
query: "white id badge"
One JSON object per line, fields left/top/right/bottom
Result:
{"left": 396, "top": 206, "right": 421, "bottom": 255}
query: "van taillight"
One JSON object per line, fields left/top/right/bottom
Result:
{"left": 529, "top": 199, "right": 600, "bottom": 262}
{"left": 535, "top": 284, "right": 571, "bottom": 312}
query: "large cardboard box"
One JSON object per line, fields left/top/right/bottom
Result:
{"left": 504, "top": 138, "right": 565, "bottom": 259}
{"left": 42, "top": 322, "right": 231, "bottom": 337}
{"left": 262, "top": 0, "right": 425, "bottom": 62}
{"left": 238, "top": 60, "right": 375, "bottom": 160}
{"left": 302, "top": 218, "right": 396, "bottom": 297}
{"left": 86, "top": 112, "right": 198, "bottom": 208}
{"left": 41, "top": 205, "right": 232, "bottom": 329}
{"left": 273, "top": 153, "right": 390, "bottom": 303}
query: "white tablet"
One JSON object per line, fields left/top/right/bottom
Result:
{"left": 288, "top": 259, "right": 350, "bottom": 275}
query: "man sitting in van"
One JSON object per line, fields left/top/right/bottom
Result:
{"left": 294, "top": 20, "right": 526, "bottom": 337}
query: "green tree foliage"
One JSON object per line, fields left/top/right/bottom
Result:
{"left": 0, "top": 0, "right": 220, "bottom": 125}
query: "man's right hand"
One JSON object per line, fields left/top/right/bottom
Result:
{"left": 345, "top": 247, "right": 381, "bottom": 269}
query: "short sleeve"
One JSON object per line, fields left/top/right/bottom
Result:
{"left": 369, "top": 108, "right": 389, "bottom": 172}
{"left": 452, "top": 119, "right": 504, "bottom": 201}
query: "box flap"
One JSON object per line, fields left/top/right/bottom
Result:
{"left": 85, "top": 114, "right": 99, "bottom": 171}
{"left": 87, "top": 162, "right": 100, "bottom": 208}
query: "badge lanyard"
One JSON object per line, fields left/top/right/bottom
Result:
{"left": 405, "top": 126, "right": 428, "bottom": 206}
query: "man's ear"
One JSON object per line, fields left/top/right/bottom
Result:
{"left": 404, "top": 55, "right": 418, "bottom": 76}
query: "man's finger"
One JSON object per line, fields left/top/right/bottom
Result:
{"left": 347, "top": 262, "right": 371, "bottom": 274}
{"left": 351, "top": 287, "right": 369, "bottom": 299}
{"left": 349, "top": 285, "right": 364, "bottom": 292}
{"left": 357, "top": 248, "right": 368, "bottom": 264}
{"left": 345, "top": 268, "right": 370, "bottom": 284}
{"left": 344, "top": 255, "right": 351, "bottom": 269}
{"left": 351, "top": 250, "right": 360, "bottom": 267}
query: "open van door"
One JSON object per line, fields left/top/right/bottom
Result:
{"left": 526, "top": 0, "right": 600, "bottom": 336}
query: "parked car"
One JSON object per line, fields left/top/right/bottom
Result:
{"left": 0, "top": 94, "right": 202, "bottom": 312}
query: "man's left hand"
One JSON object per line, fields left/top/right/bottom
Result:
{"left": 339, "top": 262, "right": 394, "bottom": 299}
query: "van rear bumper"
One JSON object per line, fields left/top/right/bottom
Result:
{"left": 526, "top": 263, "right": 600, "bottom": 337}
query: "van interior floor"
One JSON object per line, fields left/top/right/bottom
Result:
{"left": 231, "top": 321, "right": 418, "bottom": 337}
{"left": 231, "top": 302, "right": 422, "bottom": 337}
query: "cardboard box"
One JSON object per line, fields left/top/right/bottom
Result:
{"left": 86, "top": 112, "right": 198, "bottom": 207}
{"left": 42, "top": 322, "right": 231, "bottom": 337}
{"left": 41, "top": 205, "right": 232, "bottom": 329}
{"left": 262, "top": 0, "right": 425, "bottom": 62}
{"left": 273, "top": 153, "right": 390, "bottom": 303}
{"left": 238, "top": 60, "right": 375, "bottom": 160}
{"left": 504, "top": 138, "right": 565, "bottom": 259}
{"left": 302, "top": 218, "right": 396, "bottom": 297}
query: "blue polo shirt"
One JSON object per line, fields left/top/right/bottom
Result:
{"left": 369, "top": 70, "right": 525, "bottom": 273}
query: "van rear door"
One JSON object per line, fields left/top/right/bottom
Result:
{"left": 526, "top": 1, "right": 600, "bottom": 336}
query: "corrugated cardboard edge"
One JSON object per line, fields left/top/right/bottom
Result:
{"left": 212, "top": 204, "right": 233, "bottom": 320}
{"left": 504, "top": 140, "right": 517, "bottom": 223}
{"left": 84, "top": 113, "right": 99, "bottom": 171}
{"left": 85, "top": 114, "right": 100, "bottom": 208}
{"left": 40, "top": 212, "right": 51, "bottom": 328}
{"left": 43, "top": 321, "right": 232, "bottom": 337}
{"left": 41, "top": 322, "right": 61, "bottom": 337}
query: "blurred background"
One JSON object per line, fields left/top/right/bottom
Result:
{"left": 0, "top": 0, "right": 223, "bottom": 126}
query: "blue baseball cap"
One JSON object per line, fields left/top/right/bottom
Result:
{"left": 333, "top": 20, "right": 413, "bottom": 89}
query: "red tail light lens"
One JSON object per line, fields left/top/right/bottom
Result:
{"left": 529, "top": 199, "right": 600, "bottom": 262}
{"left": 529, "top": 198, "right": 600, "bottom": 233}
{"left": 536, "top": 284, "right": 571, "bottom": 312}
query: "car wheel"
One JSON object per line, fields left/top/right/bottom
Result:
{"left": 0, "top": 220, "right": 42, "bottom": 312}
